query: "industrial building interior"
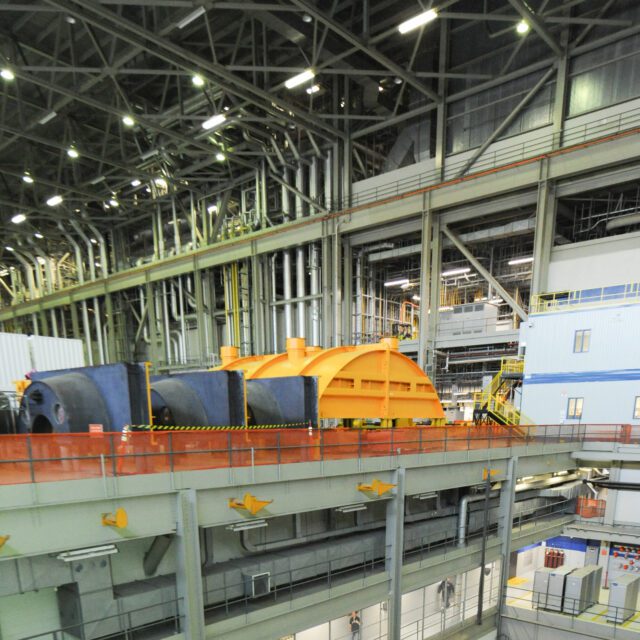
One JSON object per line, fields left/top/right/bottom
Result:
{"left": 1, "top": 0, "right": 640, "bottom": 639}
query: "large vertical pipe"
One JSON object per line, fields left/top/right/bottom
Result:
{"left": 177, "top": 277, "right": 187, "bottom": 364}
{"left": 161, "top": 281, "right": 172, "bottom": 365}
{"left": 93, "top": 297, "right": 105, "bottom": 364}
{"left": 296, "top": 165, "right": 306, "bottom": 337}
{"left": 81, "top": 301, "right": 93, "bottom": 365}
{"left": 282, "top": 169, "right": 294, "bottom": 338}
{"left": 271, "top": 254, "right": 279, "bottom": 351}
{"left": 310, "top": 244, "right": 321, "bottom": 345}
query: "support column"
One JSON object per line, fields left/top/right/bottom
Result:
{"left": 418, "top": 197, "right": 432, "bottom": 371}
{"left": 322, "top": 227, "right": 333, "bottom": 348}
{"left": 603, "top": 463, "right": 621, "bottom": 526}
{"left": 251, "top": 251, "right": 265, "bottom": 355}
{"left": 332, "top": 223, "right": 342, "bottom": 346}
{"left": 175, "top": 489, "right": 205, "bottom": 640}
{"left": 342, "top": 238, "right": 353, "bottom": 344}
{"left": 435, "top": 19, "right": 448, "bottom": 180}
{"left": 386, "top": 467, "right": 406, "bottom": 640}
{"left": 426, "top": 217, "right": 441, "bottom": 378}
{"left": 531, "top": 160, "right": 557, "bottom": 295}
{"left": 552, "top": 32, "right": 570, "bottom": 149}
{"left": 496, "top": 457, "right": 517, "bottom": 637}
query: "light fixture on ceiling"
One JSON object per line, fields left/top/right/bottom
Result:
{"left": 108, "top": 198, "right": 119, "bottom": 207}
{"left": 335, "top": 504, "right": 367, "bottom": 514}
{"left": 176, "top": 6, "right": 206, "bottom": 29}
{"left": 5, "top": 246, "right": 15, "bottom": 252}
{"left": 226, "top": 519, "right": 268, "bottom": 532}
{"left": 414, "top": 492, "right": 437, "bottom": 501}
{"left": 441, "top": 267, "right": 471, "bottom": 277}
{"left": 202, "top": 114, "right": 227, "bottom": 130}
{"left": 1, "top": 68, "right": 15, "bottom": 81}
{"left": 122, "top": 115, "right": 135, "bottom": 127}
{"left": 285, "top": 68, "right": 315, "bottom": 89}
{"left": 67, "top": 146, "right": 79, "bottom": 159}
{"left": 302, "top": 13, "right": 312, "bottom": 23}
{"left": 412, "top": 295, "right": 421, "bottom": 302}
{"left": 65, "top": 15, "right": 76, "bottom": 24}
{"left": 38, "top": 110, "right": 57, "bottom": 125}
{"left": 384, "top": 278, "right": 410, "bottom": 287}
{"left": 154, "top": 177, "right": 168, "bottom": 189}
{"left": 22, "top": 173, "right": 34, "bottom": 184}
{"left": 398, "top": 8, "right": 438, "bottom": 35}
{"left": 192, "top": 74, "right": 205, "bottom": 87}
{"left": 131, "top": 179, "right": 141, "bottom": 187}
{"left": 516, "top": 20, "right": 530, "bottom": 34}
{"left": 37, "top": 256, "right": 46, "bottom": 265}
{"left": 508, "top": 256, "right": 534, "bottom": 265}
{"left": 378, "top": 85, "right": 384, "bottom": 93}
{"left": 306, "top": 84, "right": 320, "bottom": 95}
{"left": 46, "top": 195, "right": 63, "bottom": 207}
{"left": 11, "top": 213, "right": 26, "bottom": 224}
{"left": 90, "top": 238, "right": 98, "bottom": 244}
{"left": 215, "top": 152, "right": 226, "bottom": 162}
{"left": 34, "top": 232, "right": 44, "bottom": 239}
{"left": 56, "top": 544, "right": 118, "bottom": 562}
{"left": 207, "top": 204, "right": 217, "bottom": 214}
{"left": 89, "top": 175, "right": 105, "bottom": 185}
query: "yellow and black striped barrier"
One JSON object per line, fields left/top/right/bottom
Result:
{"left": 127, "top": 422, "right": 314, "bottom": 432}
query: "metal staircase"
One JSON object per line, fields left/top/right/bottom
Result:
{"left": 472, "top": 359, "right": 530, "bottom": 426}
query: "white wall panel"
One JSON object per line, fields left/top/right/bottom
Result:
{"left": 548, "top": 231, "right": 640, "bottom": 291}
{"left": 0, "top": 332, "right": 31, "bottom": 391}
{"left": 30, "top": 335, "right": 85, "bottom": 372}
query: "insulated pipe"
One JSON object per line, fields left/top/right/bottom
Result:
{"left": 177, "top": 277, "right": 187, "bottom": 364}
{"left": 85, "top": 221, "right": 109, "bottom": 276}
{"left": 283, "top": 251, "right": 293, "bottom": 338}
{"left": 310, "top": 244, "right": 321, "bottom": 345}
{"left": 606, "top": 212, "right": 640, "bottom": 231}
{"left": 457, "top": 491, "right": 499, "bottom": 546}
{"left": 12, "top": 251, "right": 36, "bottom": 300}
{"left": 295, "top": 166, "right": 306, "bottom": 337}
{"left": 70, "top": 220, "right": 96, "bottom": 281}
{"left": 57, "top": 223, "right": 84, "bottom": 285}
{"left": 270, "top": 254, "right": 278, "bottom": 351}
{"left": 93, "top": 297, "right": 105, "bottom": 364}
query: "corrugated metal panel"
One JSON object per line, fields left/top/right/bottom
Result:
{"left": 0, "top": 332, "right": 31, "bottom": 392}
{"left": 30, "top": 335, "right": 85, "bottom": 372}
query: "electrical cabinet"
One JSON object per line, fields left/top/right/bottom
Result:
{"left": 607, "top": 573, "right": 640, "bottom": 623}
{"left": 547, "top": 566, "right": 573, "bottom": 612}
{"left": 564, "top": 566, "right": 597, "bottom": 615}
{"left": 533, "top": 567, "right": 553, "bottom": 609}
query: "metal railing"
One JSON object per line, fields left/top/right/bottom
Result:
{"left": 0, "top": 424, "right": 636, "bottom": 486}
{"left": 16, "top": 596, "right": 182, "bottom": 640}
{"left": 0, "top": 424, "right": 624, "bottom": 485}
{"left": 531, "top": 282, "right": 640, "bottom": 314}
{"left": 506, "top": 584, "right": 640, "bottom": 632}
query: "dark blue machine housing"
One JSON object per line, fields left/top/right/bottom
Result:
{"left": 151, "top": 371, "right": 246, "bottom": 427}
{"left": 246, "top": 376, "right": 318, "bottom": 426}
{"left": 18, "top": 363, "right": 148, "bottom": 433}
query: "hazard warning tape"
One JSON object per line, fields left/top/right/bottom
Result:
{"left": 126, "top": 422, "right": 314, "bottom": 432}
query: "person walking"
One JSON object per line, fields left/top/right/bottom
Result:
{"left": 349, "top": 611, "right": 361, "bottom": 639}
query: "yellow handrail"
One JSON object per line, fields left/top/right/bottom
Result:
{"left": 531, "top": 282, "right": 640, "bottom": 314}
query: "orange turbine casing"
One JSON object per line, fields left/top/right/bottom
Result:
{"left": 215, "top": 337, "right": 445, "bottom": 421}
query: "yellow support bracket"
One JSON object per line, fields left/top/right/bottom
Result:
{"left": 357, "top": 478, "right": 396, "bottom": 497}
{"left": 229, "top": 493, "right": 273, "bottom": 516}
{"left": 482, "top": 468, "right": 500, "bottom": 481}
{"left": 0, "top": 535, "right": 10, "bottom": 549}
{"left": 102, "top": 508, "right": 128, "bottom": 529}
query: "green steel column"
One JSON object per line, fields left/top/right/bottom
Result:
{"left": 175, "top": 489, "right": 206, "bottom": 640}
{"left": 193, "top": 267, "right": 208, "bottom": 365}
{"left": 496, "top": 457, "right": 517, "bottom": 637}
{"left": 418, "top": 196, "right": 432, "bottom": 371}
{"left": 251, "top": 251, "right": 265, "bottom": 355}
{"left": 104, "top": 293, "right": 116, "bottom": 363}
{"left": 426, "top": 215, "right": 441, "bottom": 378}
{"left": 146, "top": 281, "right": 160, "bottom": 369}
{"left": 322, "top": 224, "right": 332, "bottom": 348}
{"left": 342, "top": 238, "right": 353, "bottom": 344}
{"left": 532, "top": 160, "right": 557, "bottom": 295}
{"left": 385, "top": 467, "right": 406, "bottom": 640}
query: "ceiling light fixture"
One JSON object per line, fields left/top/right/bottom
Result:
{"left": 192, "top": 74, "right": 205, "bottom": 87}
{"left": 215, "top": 152, "right": 226, "bottom": 162}
{"left": 176, "top": 6, "right": 206, "bottom": 29}
{"left": 516, "top": 20, "right": 530, "bottom": 34}
{"left": 131, "top": 179, "right": 141, "bottom": 187}
{"left": 46, "top": 195, "right": 63, "bottom": 207}
{"left": 38, "top": 110, "right": 57, "bottom": 125}
{"left": 34, "top": 232, "right": 43, "bottom": 239}
{"left": 398, "top": 8, "right": 438, "bottom": 34}
{"left": 202, "top": 114, "right": 226, "bottom": 130}
{"left": 56, "top": 544, "right": 118, "bottom": 562}
{"left": 67, "top": 146, "right": 79, "bottom": 159}
{"left": 412, "top": 295, "right": 421, "bottom": 302}
{"left": 65, "top": 15, "right": 76, "bottom": 24}
{"left": 226, "top": 519, "right": 268, "bottom": 532}
{"left": 154, "top": 177, "right": 168, "bottom": 189}
{"left": 11, "top": 214, "right": 26, "bottom": 224}
{"left": 285, "top": 69, "right": 315, "bottom": 89}
{"left": 5, "top": 246, "right": 15, "bottom": 252}
{"left": 22, "top": 173, "right": 34, "bottom": 184}
{"left": 441, "top": 267, "right": 471, "bottom": 277}
{"left": 108, "top": 198, "right": 119, "bottom": 207}
{"left": 122, "top": 115, "right": 135, "bottom": 127}
{"left": 89, "top": 175, "right": 105, "bottom": 185}
{"left": 1, "top": 68, "right": 15, "bottom": 81}
{"left": 384, "top": 278, "right": 410, "bottom": 287}
{"left": 207, "top": 204, "right": 217, "bottom": 214}
{"left": 90, "top": 238, "right": 98, "bottom": 244}
{"left": 302, "top": 13, "right": 312, "bottom": 23}
{"left": 335, "top": 504, "right": 367, "bottom": 513}
{"left": 508, "top": 256, "right": 534, "bottom": 265}
{"left": 306, "top": 84, "right": 320, "bottom": 95}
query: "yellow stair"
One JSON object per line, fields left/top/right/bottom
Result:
{"left": 472, "top": 359, "right": 531, "bottom": 426}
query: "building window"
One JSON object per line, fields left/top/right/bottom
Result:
{"left": 635, "top": 397, "right": 640, "bottom": 420}
{"left": 573, "top": 329, "right": 591, "bottom": 353}
{"left": 567, "top": 397, "right": 584, "bottom": 419}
